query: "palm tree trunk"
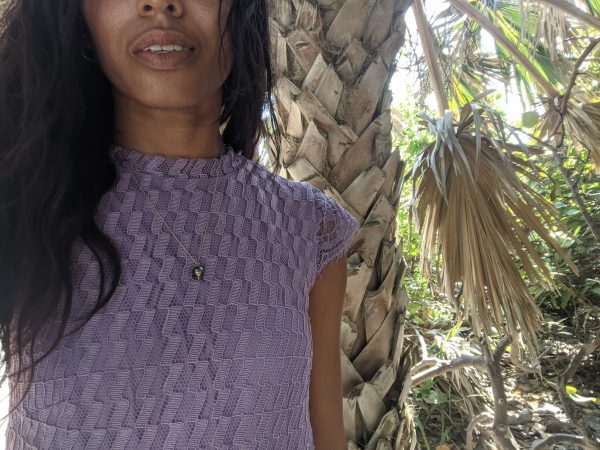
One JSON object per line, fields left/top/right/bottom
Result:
{"left": 269, "top": 0, "right": 415, "bottom": 447}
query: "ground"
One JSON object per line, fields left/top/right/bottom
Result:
{"left": 419, "top": 308, "right": 600, "bottom": 449}
{"left": 501, "top": 311, "right": 600, "bottom": 449}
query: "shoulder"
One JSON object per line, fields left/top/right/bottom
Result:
{"left": 238, "top": 155, "right": 320, "bottom": 204}
{"left": 237, "top": 155, "right": 359, "bottom": 236}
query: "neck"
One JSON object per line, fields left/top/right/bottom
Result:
{"left": 113, "top": 92, "right": 225, "bottom": 159}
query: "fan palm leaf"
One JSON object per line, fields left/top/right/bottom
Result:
{"left": 533, "top": 0, "right": 600, "bottom": 30}
{"left": 409, "top": 101, "right": 577, "bottom": 363}
{"left": 539, "top": 98, "right": 600, "bottom": 172}
{"left": 516, "top": 0, "right": 593, "bottom": 62}
{"left": 448, "top": 0, "right": 560, "bottom": 97}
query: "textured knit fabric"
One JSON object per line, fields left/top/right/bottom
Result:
{"left": 5, "top": 144, "right": 360, "bottom": 450}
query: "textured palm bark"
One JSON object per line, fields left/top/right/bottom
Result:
{"left": 268, "top": 0, "right": 415, "bottom": 447}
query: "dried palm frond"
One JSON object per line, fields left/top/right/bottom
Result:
{"left": 409, "top": 101, "right": 578, "bottom": 364}
{"left": 538, "top": 96, "right": 600, "bottom": 173}
{"left": 532, "top": 0, "right": 600, "bottom": 31}
{"left": 518, "top": 0, "right": 574, "bottom": 62}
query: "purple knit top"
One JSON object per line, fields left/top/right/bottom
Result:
{"left": 6, "top": 144, "right": 360, "bottom": 449}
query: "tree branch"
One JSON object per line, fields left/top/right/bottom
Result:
{"left": 547, "top": 38, "right": 600, "bottom": 243}
{"left": 560, "top": 38, "right": 600, "bottom": 117}
{"left": 411, "top": 354, "right": 485, "bottom": 386}
{"left": 466, "top": 412, "right": 494, "bottom": 450}
{"left": 409, "top": 333, "right": 600, "bottom": 448}
{"left": 480, "top": 336, "right": 519, "bottom": 450}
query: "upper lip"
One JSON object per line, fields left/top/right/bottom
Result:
{"left": 131, "top": 29, "right": 195, "bottom": 53}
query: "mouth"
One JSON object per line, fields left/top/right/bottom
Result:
{"left": 132, "top": 28, "right": 196, "bottom": 53}
{"left": 131, "top": 28, "right": 197, "bottom": 70}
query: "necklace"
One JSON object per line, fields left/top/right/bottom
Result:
{"left": 123, "top": 142, "right": 228, "bottom": 281}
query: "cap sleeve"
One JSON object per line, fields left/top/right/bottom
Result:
{"left": 314, "top": 190, "right": 360, "bottom": 281}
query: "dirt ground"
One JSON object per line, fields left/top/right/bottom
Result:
{"left": 501, "top": 311, "right": 600, "bottom": 449}
{"left": 431, "top": 309, "right": 600, "bottom": 449}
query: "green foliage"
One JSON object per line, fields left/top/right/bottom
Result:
{"left": 412, "top": 378, "right": 451, "bottom": 449}
{"left": 392, "top": 100, "right": 433, "bottom": 263}
{"left": 413, "top": 379, "right": 450, "bottom": 406}
{"left": 525, "top": 144, "right": 600, "bottom": 311}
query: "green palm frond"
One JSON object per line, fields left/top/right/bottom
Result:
{"left": 491, "top": 4, "right": 566, "bottom": 87}
{"left": 588, "top": 0, "right": 600, "bottom": 14}
{"left": 517, "top": 1, "right": 578, "bottom": 61}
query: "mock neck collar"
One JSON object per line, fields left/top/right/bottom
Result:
{"left": 109, "top": 143, "right": 243, "bottom": 178}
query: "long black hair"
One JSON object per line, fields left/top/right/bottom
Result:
{"left": 0, "top": 0, "right": 282, "bottom": 419}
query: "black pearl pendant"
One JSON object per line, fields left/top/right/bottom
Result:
{"left": 192, "top": 265, "right": 205, "bottom": 281}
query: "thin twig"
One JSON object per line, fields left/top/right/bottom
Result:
{"left": 415, "top": 328, "right": 429, "bottom": 362}
{"left": 550, "top": 147, "right": 600, "bottom": 243}
{"left": 545, "top": 38, "right": 600, "bottom": 244}
{"left": 560, "top": 37, "right": 600, "bottom": 116}
{"left": 548, "top": 37, "right": 600, "bottom": 139}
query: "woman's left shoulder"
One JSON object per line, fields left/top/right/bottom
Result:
{"left": 241, "top": 158, "right": 316, "bottom": 202}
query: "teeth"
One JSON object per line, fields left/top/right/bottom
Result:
{"left": 142, "top": 44, "right": 187, "bottom": 52}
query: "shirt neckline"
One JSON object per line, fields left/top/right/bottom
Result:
{"left": 109, "top": 143, "right": 244, "bottom": 178}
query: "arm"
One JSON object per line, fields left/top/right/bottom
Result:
{"left": 308, "top": 256, "right": 348, "bottom": 450}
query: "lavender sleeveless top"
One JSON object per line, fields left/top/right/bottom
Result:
{"left": 5, "top": 145, "right": 360, "bottom": 449}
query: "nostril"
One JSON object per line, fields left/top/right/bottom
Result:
{"left": 143, "top": 5, "right": 152, "bottom": 12}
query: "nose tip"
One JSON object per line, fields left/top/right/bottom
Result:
{"left": 138, "top": 0, "right": 184, "bottom": 18}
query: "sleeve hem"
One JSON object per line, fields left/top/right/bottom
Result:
{"left": 313, "top": 217, "right": 360, "bottom": 284}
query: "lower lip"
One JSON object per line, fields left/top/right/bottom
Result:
{"left": 133, "top": 50, "right": 194, "bottom": 70}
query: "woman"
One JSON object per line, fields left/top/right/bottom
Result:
{"left": 0, "top": 0, "right": 359, "bottom": 449}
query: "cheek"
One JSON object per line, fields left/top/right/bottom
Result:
{"left": 82, "top": 0, "right": 126, "bottom": 54}
{"left": 82, "top": 3, "right": 130, "bottom": 83}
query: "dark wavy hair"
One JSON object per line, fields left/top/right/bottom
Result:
{"left": 0, "top": 0, "right": 282, "bottom": 419}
